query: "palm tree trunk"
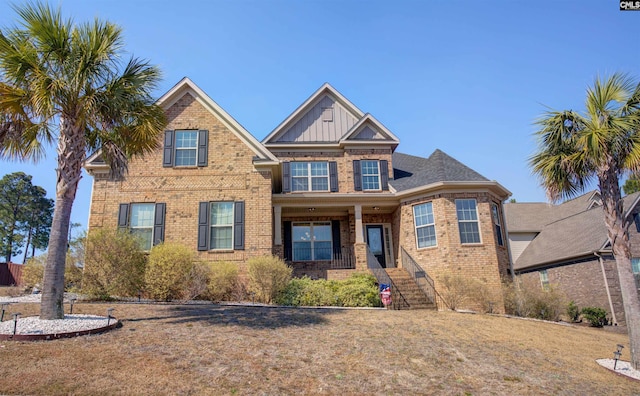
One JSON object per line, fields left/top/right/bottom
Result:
{"left": 599, "top": 165, "right": 640, "bottom": 370}
{"left": 40, "top": 116, "right": 85, "bottom": 320}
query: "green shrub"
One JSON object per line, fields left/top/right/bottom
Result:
{"left": 247, "top": 255, "right": 292, "bottom": 303}
{"left": 82, "top": 229, "right": 147, "bottom": 300}
{"left": 567, "top": 301, "right": 580, "bottom": 322}
{"left": 276, "top": 273, "right": 381, "bottom": 307}
{"left": 145, "top": 242, "right": 198, "bottom": 301}
{"left": 204, "top": 261, "right": 239, "bottom": 302}
{"left": 581, "top": 307, "right": 608, "bottom": 327}
{"left": 335, "top": 273, "right": 381, "bottom": 307}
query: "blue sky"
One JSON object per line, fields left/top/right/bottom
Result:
{"left": 0, "top": 0, "right": 638, "bottom": 237}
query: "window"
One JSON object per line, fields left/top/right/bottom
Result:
{"left": 491, "top": 203, "right": 504, "bottom": 246}
{"left": 117, "top": 202, "right": 166, "bottom": 251}
{"left": 175, "top": 131, "right": 198, "bottom": 166}
{"left": 539, "top": 270, "right": 550, "bottom": 291}
{"left": 361, "top": 160, "right": 381, "bottom": 190}
{"left": 633, "top": 258, "right": 640, "bottom": 291}
{"left": 414, "top": 202, "right": 436, "bottom": 248}
{"left": 162, "top": 130, "right": 208, "bottom": 167}
{"left": 282, "top": 161, "right": 338, "bottom": 192}
{"left": 291, "top": 162, "right": 329, "bottom": 192}
{"left": 292, "top": 222, "right": 332, "bottom": 261}
{"left": 456, "top": 199, "right": 481, "bottom": 244}
{"left": 353, "top": 160, "right": 389, "bottom": 191}
{"left": 198, "top": 201, "right": 244, "bottom": 251}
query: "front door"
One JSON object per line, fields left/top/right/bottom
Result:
{"left": 366, "top": 225, "right": 386, "bottom": 267}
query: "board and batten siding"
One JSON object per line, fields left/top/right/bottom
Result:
{"left": 508, "top": 232, "right": 538, "bottom": 263}
{"left": 276, "top": 95, "right": 357, "bottom": 143}
{"left": 352, "top": 125, "right": 387, "bottom": 140}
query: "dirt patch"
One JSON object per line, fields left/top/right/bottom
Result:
{"left": 0, "top": 302, "right": 636, "bottom": 395}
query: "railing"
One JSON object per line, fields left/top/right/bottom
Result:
{"left": 285, "top": 246, "right": 355, "bottom": 269}
{"left": 400, "top": 247, "right": 450, "bottom": 310}
{"left": 366, "top": 247, "right": 409, "bottom": 310}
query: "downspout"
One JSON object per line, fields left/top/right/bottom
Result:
{"left": 501, "top": 204, "right": 516, "bottom": 282}
{"left": 594, "top": 251, "right": 618, "bottom": 326}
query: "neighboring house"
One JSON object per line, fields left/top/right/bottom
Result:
{"left": 504, "top": 191, "right": 640, "bottom": 326}
{"left": 85, "top": 78, "right": 511, "bottom": 310}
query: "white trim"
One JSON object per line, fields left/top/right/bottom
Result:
{"left": 262, "top": 83, "right": 365, "bottom": 145}
{"left": 209, "top": 201, "right": 235, "bottom": 251}
{"left": 339, "top": 113, "right": 400, "bottom": 145}
{"left": 455, "top": 198, "right": 482, "bottom": 245}
{"left": 413, "top": 202, "right": 437, "bottom": 249}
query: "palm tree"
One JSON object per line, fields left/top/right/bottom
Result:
{"left": 0, "top": 2, "right": 166, "bottom": 319}
{"left": 530, "top": 73, "right": 640, "bottom": 369}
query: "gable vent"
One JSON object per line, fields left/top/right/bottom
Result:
{"left": 322, "top": 107, "right": 333, "bottom": 122}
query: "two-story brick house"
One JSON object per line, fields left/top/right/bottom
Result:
{"left": 85, "top": 78, "right": 511, "bottom": 310}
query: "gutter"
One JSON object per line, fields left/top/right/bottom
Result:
{"left": 594, "top": 251, "right": 618, "bottom": 326}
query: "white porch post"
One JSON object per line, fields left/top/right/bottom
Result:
{"left": 355, "top": 204, "right": 364, "bottom": 243}
{"left": 274, "top": 205, "right": 282, "bottom": 245}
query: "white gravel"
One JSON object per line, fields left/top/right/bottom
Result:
{"left": 0, "top": 314, "right": 113, "bottom": 335}
{"left": 596, "top": 359, "right": 640, "bottom": 381}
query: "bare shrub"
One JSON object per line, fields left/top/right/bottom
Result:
{"left": 23, "top": 253, "right": 83, "bottom": 292}
{"left": 204, "top": 261, "right": 239, "bottom": 302}
{"left": 502, "top": 278, "right": 566, "bottom": 321}
{"left": 467, "top": 280, "right": 501, "bottom": 313}
{"left": 145, "top": 242, "right": 197, "bottom": 301}
{"left": 439, "top": 274, "right": 472, "bottom": 310}
{"left": 82, "top": 228, "right": 147, "bottom": 300}
{"left": 247, "top": 255, "right": 292, "bottom": 303}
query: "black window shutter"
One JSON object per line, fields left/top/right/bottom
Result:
{"left": 234, "top": 201, "right": 245, "bottom": 250}
{"left": 117, "top": 203, "right": 129, "bottom": 230}
{"left": 380, "top": 160, "right": 389, "bottom": 191}
{"left": 153, "top": 203, "right": 166, "bottom": 246}
{"left": 197, "top": 202, "right": 210, "bottom": 251}
{"left": 353, "top": 160, "right": 362, "bottom": 191}
{"left": 282, "top": 162, "right": 291, "bottom": 193}
{"left": 162, "top": 130, "right": 174, "bottom": 167}
{"left": 329, "top": 161, "right": 338, "bottom": 192}
{"left": 331, "top": 220, "right": 341, "bottom": 257}
{"left": 283, "top": 221, "right": 292, "bottom": 261}
{"left": 197, "top": 130, "right": 208, "bottom": 167}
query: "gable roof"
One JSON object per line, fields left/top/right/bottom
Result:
{"left": 390, "top": 150, "right": 490, "bottom": 192}
{"left": 513, "top": 191, "right": 640, "bottom": 271}
{"left": 339, "top": 113, "right": 400, "bottom": 149}
{"left": 158, "top": 77, "right": 278, "bottom": 163}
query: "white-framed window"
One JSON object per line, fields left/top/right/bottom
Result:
{"left": 291, "top": 162, "right": 329, "bottom": 192}
{"left": 539, "top": 269, "right": 550, "bottom": 291}
{"left": 361, "top": 160, "right": 381, "bottom": 191}
{"left": 491, "top": 203, "right": 504, "bottom": 246}
{"left": 292, "top": 222, "right": 332, "bottom": 261}
{"left": 456, "top": 199, "right": 481, "bottom": 244}
{"left": 413, "top": 202, "right": 436, "bottom": 248}
{"left": 210, "top": 202, "right": 234, "bottom": 250}
{"left": 130, "top": 203, "right": 155, "bottom": 250}
{"left": 632, "top": 258, "right": 640, "bottom": 291}
{"left": 175, "top": 130, "right": 198, "bottom": 166}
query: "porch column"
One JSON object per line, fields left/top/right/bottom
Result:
{"left": 354, "top": 204, "right": 364, "bottom": 243}
{"left": 274, "top": 205, "right": 282, "bottom": 245}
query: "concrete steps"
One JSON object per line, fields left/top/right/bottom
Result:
{"left": 386, "top": 267, "right": 436, "bottom": 310}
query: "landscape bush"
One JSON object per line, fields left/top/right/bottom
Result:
{"left": 566, "top": 301, "right": 580, "bottom": 323}
{"left": 204, "top": 261, "right": 239, "bottom": 302}
{"left": 82, "top": 229, "right": 147, "bottom": 300}
{"left": 502, "top": 279, "right": 565, "bottom": 321}
{"left": 581, "top": 307, "right": 608, "bottom": 327}
{"left": 276, "top": 273, "right": 381, "bottom": 307}
{"left": 247, "top": 255, "right": 292, "bottom": 303}
{"left": 439, "top": 274, "right": 473, "bottom": 310}
{"left": 145, "top": 242, "right": 198, "bottom": 301}
{"left": 23, "top": 253, "right": 83, "bottom": 292}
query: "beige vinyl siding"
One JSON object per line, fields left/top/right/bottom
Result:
{"left": 509, "top": 232, "right": 538, "bottom": 263}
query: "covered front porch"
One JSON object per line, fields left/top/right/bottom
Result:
{"left": 272, "top": 195, "right": 399, "bottom": 280}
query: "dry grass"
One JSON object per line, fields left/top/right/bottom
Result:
{"left": 0, "top": 302, "right": 637, "bottom": 395}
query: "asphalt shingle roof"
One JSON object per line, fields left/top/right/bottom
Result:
{"left": 390, "top": 150, "right": 489, "bottom": 192}
{"left": 511, "top": 191, "right": 640, "bottom": 271}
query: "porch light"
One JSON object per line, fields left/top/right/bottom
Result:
{"left": 308, "top": 207, "right": 315, "bottom": 212}
{"left": 373, "top": 206, "right": 380, "bottom": 211}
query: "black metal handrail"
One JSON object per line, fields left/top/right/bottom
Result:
{"left": 400, "top": 247, "right": 450, "bottom": 310}
{"left": 285, "top": 246, "right": 355, "bottom": 269}
{"left": 366, "top": 247, "right": 409, "bottom": 310}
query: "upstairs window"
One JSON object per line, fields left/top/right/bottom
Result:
{"left": 282, "top": 161, "right": 338, "bottom": 192}
{"left": 118, "top": 202, "right": 166, "bottom": 251}
{"left": 353, "top": 160, "right": 389, "bottom": 191}
{"left": 163, "top": 130, "right": 208, "bottom": 167}
{"left": 491, "top": 203, "right": 504, "bottom": 246}
{"left": 414, "top": 202, "right": 436, "bottom": 248}
{"left": 456, "top": 199, "right": 481, "bottom": 244}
